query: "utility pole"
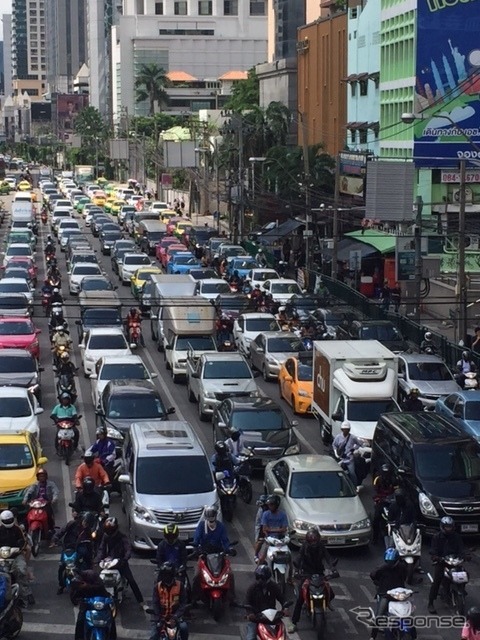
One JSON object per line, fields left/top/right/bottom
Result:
{"left": 237, "top": 122, "right": 244, "bottom": 243}
{"left": 459, "top": 159, "right": 467, "bottom": 344}
{"left": 413, "top": 195, "right": 424, "bottom": 322}
{"left": 331, "top": 156, "right": 341, "bottom": 280}
{"left": 300, "top": 112, "right": 311, "bottom": 272}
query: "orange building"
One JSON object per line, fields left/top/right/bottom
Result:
{"left": 297, "top": 10, "right": 348, "bottom": 157}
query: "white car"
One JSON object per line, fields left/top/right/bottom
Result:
{"left": 3, "top": 178, "right": 17, "bottom": 189}
{"left": 262, "top": 278, "right": 304, "bottom": 303}
{"left": 148, "top": 201, "right": 169, "bottom": 213}
{"left": 118, "top": 253, "right": 152, "bottom": 284}
{"left": 233, "top": 312, "right": 281, "bottom": 356}
{"left": 89, "top": 354, "right": 158, "bottom": 407}
{"left": 248, "top": 268, "right": 280, "bottom": 289}
{"left": 68, "top": 263, "right": 103, "bottom": 294}
{"left": 80, "top": 328, "right": 132, "bottom": 377}
{"left": 0, "top": 278, "right": 34, "bottom": 307}
{"left": 59, "top": 228, "right": 83, "bottom": 251}
{"left": 0, "top": 387, "right": 43, "bottom": 435}
{"left": 56, "top": 218, "right": 80, "bottom": 235}
{"left": 197, "top": 278, "right": 232, "bottom": 301}
{"left": 3, "top": 244, "right": 35, "bottom": 268}
{"left": 52, "top": 199, "right": 74, "bottom": 212}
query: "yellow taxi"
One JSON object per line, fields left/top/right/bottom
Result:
{"left": 92, "top": 191, "right": 107, "bottom": 207}
{"left": 0, "top": 431, "right": 48, "bottom": 513}
{"left": 130, "top": 266, "right": 162, "bottom": 298}
{"left": 111, "top": 199, "right": 126, "bottom": 216}
{"left": 174, "top": 219, "right": 193, "bottom": 239}
{"left": 160, "top": 210, "right": 179, "bottom": 224}
{"left": 17, "top": 180, "right": 32, "bottom": 191}
{"left": 278, "top": 355, "right": 313, "bottom": 414}
{"left": 104, "top": 195, "right": 117, "bottom": 213}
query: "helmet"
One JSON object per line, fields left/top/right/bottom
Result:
{"left": 83, "top": 452, "right": 95, "bottom": 464}
{"left": 440, "top": 516, "right": 455, "bottom": 534}
{"left": 53, "top": 288, "right": 59, "bottom": 294}
{"left": 36, "top": 468, "right": 48, "bottom": 480}
{"left": 425, "top": 331, "right": 432, "bottom": 340}
{"left": 129, "top": 307, "right": 137, "bottom": 315}
{"left": 384, "top": 547, "right": 399, "bottom": 564}
{"left": 159, "top": 561, "right": 176, "bottom": 586}
{"left": 255, "top": 565, "right": 272, "bottom": 583}
{"left": 0, "top": 511, "right": 15, "bottom": 528}
{"left": 258, "top": 249, "right": 263, "bottom": 253}
{"left": 103, "top": 517, "right": 119, "bottom": 536}
{"left": 230, "top": 428, "right": 241, "bottom": 442}
{"left": 256, "top": 494, "right": 268, "bottom": 508}
{"left": 60, "top": 352, "right": 69, "bottom": 360}
{"left": 380, "top": 464, "right": 391, "bottom": 475}
{"left": 463, "top": 351, "right": 470, "bottom": 359}
{"left": 266, "top": 494, "right": 281, "bottom": 509}
{"left": 340, "top": 421, "right": 351, "bottom": 431}
{"left": 214, "top": 441, "right": 228, "bottom": 457}
{"left": 60, "top": 392, "right": 71, "bottom": 401}
{"left": 467, "top": 607, "right": 480, "bottom": 631}
{"left": 394, "top": 488, "right": 406, "bottom": 506}
{"left": 96, "top": 427, "right": 106, "bottom": 438}
{"left": 409, "top": 388, "right": 419, "bottom": 396}
{"left": 82, "top": 476, "right": 95, "bottom": 494}
{"left": 204, "top": 507, "right": 218, "bottom": 523}
{"left": 305, "top": 527, "right": 321, "bottom": 547}
{"left": 82, "top": 512, "right": 97, "bottom": 530}
{"left": 163, "top": 524, "right": 179, "bottom": 544}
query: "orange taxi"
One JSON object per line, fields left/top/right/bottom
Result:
{"left": 278, "top": 355, "right": 313, "bottom": 414}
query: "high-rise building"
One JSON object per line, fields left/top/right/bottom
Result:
{"left": 2, "top": 14, "right": 13, "bottom": 97}
{"left": 45, "top": 0, "right": 87, "bottom": 94}
{"left": 0, "top": 41, "right": 4, "bottom": 95}
{"left": 11, "top": 0, "right": 46, "bottom": 100}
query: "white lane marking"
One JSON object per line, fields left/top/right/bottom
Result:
{"left": 22, "top": 621, "right": 241, "bottom": 638}
{"left": 360, "top": 584, "right": 376, "bottom": 602}
{"left": 332, "top": 582, "right": 354, "bottom": 600}
{"left": 336, "top": 606, "right": 359, "bottom": 634}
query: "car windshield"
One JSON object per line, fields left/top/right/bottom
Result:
{"left": 298, "top": 364, "right": 313, "bottom": 381}
{"left": 0, "top": 397, "right": 31, "bottom": 417}
{"left": 103, "top": 232, "right": 122, "bottom": 240}
{"left": 218, "top": 297, "right": 249, "bottom": 311}
{"left": 202, "top": 282, "right": 231, "bottom": 294}
{"left": 83, "top": 310, "right": 121, "bottom": 326}
{"left": 0, "top": 356, "right": 34, "bottom": 373}
{"left": 73, "top": 266, "right": 101, "bottom": 275}
{"left": 407, "top": 362, "right": 452, "bottom": 381}
{"left": 176, "top": 335, "right": 216, "bottom": 351}
{"left": 0, "top": 297, "right": 27, "bottom": 309}
{"left": 4, "top": 270, "right": 29, "bottom": 279}
{"left": 231, "top": 409, "right": 283, "bottom": 430}
{"left": 174, "top": 255, "right": 196, "bottom": 265}
{"left": 81, "top": 279, "right": 112, "bottom": 291}
{"left": 415, "top": 443, "right": 480, "bottom": 481}
{"left": 99, "top": 363, "right": 148, "bottom": 380}
{"left": 289, "top": 470, "right": 356, "bottom": 499}
{"left": 465, "top": 402, "right": 480, "bottom": 420}
{"left": 7, "top": 247, "right": 30, "bottom": 256}
{"left": 293, "top": 297, "right": 320, "bottom": 310}
{"left": 88, "top": 334, "right": 127, "bottom": 350}
{"left": 0, "top": 283, "right": 28, "bottom": 293}
{"left": 271, "top": 282, "right": 301, "bottom": 294}
{"left": 234, "top": 260, "right": 256, "bottom": 270}
{"left": 347, "top": 400, "right": 399, "bottom": 421}
{"left": 148, "top": 232, "right": 164, "bottom": 241}
{"left": 203, "top": 360, "right": 252, "bottom": 379}
{"left": 136, "top": 455, "right": 213, "bottom": 495}
{"left": 223, "top": 247, "right": 245, "bottom": 257}
{"left": 0, "top": 321, "right": 33, "bottom": 335}
{"left": 361, "top": 325, "right": 400, "bottom": 340}
{"left": 107, "top": 394, "right": 165, "bottom": 419}
{"left": 124, "top": 256, "right": 150, "bottom": 266}
{"left": 190, "top": 270, "right": 216, "bottom": 280}
{"left": 0, "top": 444, "right": 33, "bottom": 469}
{"left": 72, "top": 256, "right": 96, "bottom": 264}
{"left": 267, "top": 337, "right": 304, "bottom": 353}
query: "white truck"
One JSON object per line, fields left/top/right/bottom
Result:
{"left": 312, "top": 340, "right": 400, "bottom": 447}
{"left": 149, "top": 274, "right": 197, "bottom": 348}
{"left": 163, "top": 298, "right": 218, "bottom": 382}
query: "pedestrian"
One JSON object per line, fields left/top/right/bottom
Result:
{"left": 282, "top": 238, "right": 291, "bottom": 264}
{"left": 472, "top": 327, "right": 480, "bottom": 354}
{"left": 391, "top": 282, "right": 401, "bottom": 312}
{"left": 180, "top": 199, "right": 185, "bottom": 211}
{"left": 381, "top": 280, "right": 391, "bottom": 311}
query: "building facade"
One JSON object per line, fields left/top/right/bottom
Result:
{"left": 2, "top": 15, "right": 13, "bottom": 98}
{"left": 111, "top": 0, "right": 268, "bottom": 119}
{"left": 11, "top": 0, "right": 46, "bottom": 100}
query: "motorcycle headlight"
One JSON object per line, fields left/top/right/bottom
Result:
{"left": 201, "top": 568, "right": 216, "bottom": 586}
{"left": 419, "top": 492, "right": 438, "bottom": 517}
{"left": 350, "top": 518, "right": 371, "bottom": 531}
{"left": 285, "top": 444, "right": 300, "bottom": 455}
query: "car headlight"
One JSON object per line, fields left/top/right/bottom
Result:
{"left": 204, "top": 391, "right": 216, "bottom": 398}
{"left": 419, "top": 492, "right": 438, "bottom": 517}
{"left": 298, "top": 389, "right": 311, "bottom": 397}
{"left": 285, "top": 443, "right": 300, "bottom": 455}
{"left": 350, "top": 517, "right": 371, "bottom": 531}
{"left": 244, "top": 337, "right": 252, "bottom": 343}
{"left": 293, "top": 519, "right": 316, "bottom": 531}
{"left": 106, "top": 426, "right": 123, "bottom": 441}
{"left": 266, "top": 356, "right": 279, "bottom": 364}
{"left": 249, "top": 389, "right": 261, "bottom": 397}
{"left": 134, "top": 503, "right": 156, "bottom": 523}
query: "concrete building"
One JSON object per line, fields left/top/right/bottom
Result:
{"left": 11, "top": 0, "right": 46, "bottom": 100}
{"left": 346, "top": 0, "right": 380, "bottom": 156}
{"left": 45, "top": 0, "right": 87, "bottom": 94}
{"left": 0, "top": 41, "right": 4, "bottom": 95}
{"left": 111, "top": 0, "right": 268, "bottom": 119}
{"left": 3, "top": 15, "right": 13, "bottom": 98}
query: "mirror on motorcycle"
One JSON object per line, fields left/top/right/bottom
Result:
{"left": 397, "top": 465, "right": 412, "bottom": 476}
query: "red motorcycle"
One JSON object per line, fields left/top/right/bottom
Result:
{"left": 128, "top": 321, "right": 142, "bottom": 347}
{"left": 41, "top": 209, "right": 48, "bottom": 224}
{"left": 42, "top": 291, "right": 52, "bottom": 315}
{"left": 26, "top": 499, "right": 49, "bottom": 557}
{"left": 246, "top": 603, "right": 292, "bottom": 640}
{"left": 54, "top": 416, "right": 79, "bottom": 466}
{"left": 195, "top": 547, "right": 236, "bottom": 621}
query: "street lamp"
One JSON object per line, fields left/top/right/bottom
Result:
{"left": 400, "top": 111, "right": 480, "bottom": 345}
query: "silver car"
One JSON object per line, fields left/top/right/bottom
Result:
{"left": 249, "top": 331, "right": 305, "bottom": 381}
{"left": 398, "top": 353, "right": 460, "bottom": 407}
{"left": 264, "top": 454, "right": 371, "bottom": 547}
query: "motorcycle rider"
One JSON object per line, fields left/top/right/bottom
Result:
{"left": 224, "top": 428, "right": 244, "bottom": 458}
{"left": 387, "top": 489, "right": 417, "bottom": 530}
{"left": 74, "top": 451, "right": 110, "bottom": 491}
{"left": 372, "top": 464, "right": 396, "bottom": 543}
{"left": 420, "top": 331, "right": 437, "bottom": 354}
{"left": 95, "top": 517, "right": 145, "bottom": 608}
{"left": 210, "top": 440, "right": 240, "bottom": 475}
{"left": 88, "top": 428, "right": 116, "bottom": 479}
{"left": 251, "top": 284, "right": 263, "bottom": 304}
{"left": 245, "top": 565, "right": 290, "bottom": 640}
{"left": 255, "top": 248, "right": 267, "bottom": 268}
{"left": 428, "top": 516, "right": 465, "bottom": 614}
{"left": 150, "top": 562, "right": 188, "bottom": 640}
{"left": 462, "top": 607, "right": 480, "bottom": 640}
{"left": 47, "top": 263, "right": 62, "bottom": 284}
{"left": 228, "top": 269, "right": 243, "bottom": 289}
{"left": 56, "top": 351, "right": 77, "bottom": 379}
{"left": 0, "top": 510, "right": 34, "bottom": 607}
{"left": 50, "top": 391, "right": 80, "bottom": 450}
{"left": 23, "top": 468, "right": 59, "bottom": 532}
{"left": 290, "top": 528, "right": 335, "bottom": 633}
{"left": 254, "top": 494, "right": 288, "bottom": 564}
{"left": 370, "top": 548, "right": 408, "bottom": 640}
{"left": 402, "top": 388, "right": 424, "bottom": 412}
{"left": 70, "top": 477, "right": 104, "bottom": 516}
{"left": 44, "top": 235, "right": 55, "bottom": 255}
{"left": 125, "top": 306, "right": 144, "bottom": 346}
{"left": 51, "top": 327, "right": 71, "bottom": 365}
{"left": 70, "top": 570, "right": 116, "bottom": 640}
{"left": 332, "top": 421, "right": 362, "bottom": 488}
{"left": 156, "top": 524, "right": 188, "bottom": 572}
{"left": 456, "top": 351, "right": 477, "bottom": 388}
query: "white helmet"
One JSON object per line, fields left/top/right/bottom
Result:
{"left": 0, "top": 510, "right": 15, "bottom": 528}
{"left": 341, "top": 421, "right": 351, "bottom": 431}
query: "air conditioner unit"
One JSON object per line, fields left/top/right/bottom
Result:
{"left": 452, "top": 187, "right": 473, "bottom": 203}
{"left": 323, "top": 239, "right": 334, "bottom": 250}
{"left": 467, "top": 235, "right": 480, "bottom": 250}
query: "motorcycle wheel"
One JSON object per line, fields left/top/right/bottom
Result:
{"left": 222, "top": 499, "right": 234, "bottom": 523}
{"left": 275, "top": 570, "right": 286, "bottom": 598}
{"left": 239, "top": 479, "right": 253, "bottom": 504}
{"left": 406, "top": 562, "right": 415, "bottom": 585}
{"left": 314, "top": 610, "right": 326, "bottom": 640}
{"left": 211, "top": 597, "right": 223, "bottom": 622}
{"left": 5, "top": 606, "right": 23, "bottom": 639}
{"left": 30, "top": 528, "right": 41, "bottom": 558}
{"left": 453, "top": 588, "right": 466, "bottom": 616}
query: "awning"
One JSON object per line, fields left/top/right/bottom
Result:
{"left": 345, "top": 229, "right": 396, "bottom": 255}
{"left": 262, "top": 218, "right": 304, "bottom": 240}
{"left": 336, "top": 238, "right": 380, "bottom": 261}
{"left": 347, "top": 121, "right": 368, "bottom": 130}
{"left": 357, "top": 73, "right": 369, "bottom": 80}
{"left": 343, "top": 74, "right": 358, "bottom": 83}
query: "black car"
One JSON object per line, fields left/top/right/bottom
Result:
{"left": 91, "top": 217, "right": 112, "bottom": 237}
{"left": 338, "top": 319, "right": 408, "bottom": 352}
{"left": 372, "top": 412, "right": 480, "bottom": 535}
{"left": 215, "top": 294, "right": 252, "bottom": 320}
{"left": 76, "top": 308, "right": 123, "bottom": 341}
{"left": 100, "top": 230, "right": 123, "bottom": 255}
{"left": 187, "top": 267, "right": 218, "bottom": 281}
{"left": 212, "top": 397, "right": 300, "bottom": 467}
{"left": 0, "top": 349, "right": 43, "bottom": 402}
{"left": 187, "top": 226, "right": 218, "bottom": 251}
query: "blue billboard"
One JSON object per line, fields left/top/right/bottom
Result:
{"left": 414, "top": 0, "right": 480, "bottom": 168}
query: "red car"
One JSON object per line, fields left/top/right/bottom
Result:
{"left": 166, "top": 217, "right": 183, "bottom": 235}
{"left": 155, "top": 237, "right": 179, "bottom": 263}
{"left": 161, "top": 244, "right": 186, "bottom": 269}
{"left": 0, "top": 317, "right": 41, "bottom": 359}
{"left": 3, "top": 257, "right": 38, "bottom": 283}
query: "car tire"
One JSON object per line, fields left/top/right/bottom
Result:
{"left": 172, "top": 371, "right": 179, "bottom": 384}
{"left": 198, "top": 402, "right": 209, "bottom": 422}
{"left": 262, "top": 365, "right": 271, "bottom": 382}
{"left": 291, "top": 394, "right": 298, "bottom": 414}
{"left": 187, "top": 383, "right": 195, "bottom": 403}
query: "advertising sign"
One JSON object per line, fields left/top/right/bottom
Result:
{"left": 338, "top": 152, "right": 367, "bottom": 199}
{"left": 441, "top": 170, "right": 480, "bottom": 183}
{"left": 414, "top": 1, "right": 480, "bottom": 167}
{"left": 56, "top": 94, "right": 88, "bottom": 135}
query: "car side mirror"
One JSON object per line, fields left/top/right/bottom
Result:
{"left": 217, "top": 421, "right": 226, "bottom": 429}
{"left": 291, "top": 420, "right": 299, "bottom": 427}
{"left": 165, "top": 344, "right": 172, "bottom": 350}
{"left": 284, "top": 375, "right": 292, "bottom": 382}
{"left": 398, "top": 373, "right": 405, "bottom": 379}
{"left": 331, "top": 412, "right": 342, "bottom": 421}
{"left": 118, "top": 473, "right": 131, "bottom": 485}
{"left": 89, "top": 373, "right": 98, "bottom": 380}
{"left": 454, "top": 411, "right": 462, "bottom": 419}
{"left": 150, "top": 372, "right": 158, "bottom": 378}
{"left": 253, "top": 371, "right": 260, "bottom": 378}
{"left": 397, "top": 465, "right": 413, "bottom": 477}
{"left": 75, "top": 320, "right": 81, "bottom": 326}
{"left": 34, "top": 407, "right": 44, "bottom": 415}
{"left": 191, "top": 371, "right": 199, "bottom": 379}
{"left": 38, "top": 456, "right": 48, "bottom": 465}
{"left": 273, "top": 487, "right": 285, "bottom": 497}
{"left": 35, "top": 329, "right": 41, "bottom": 334}
{"left": 39, "top": 367, "right": 45, "bottom": 372}
{"left": 167, "top": 407, "right": 176, "bottom": 414}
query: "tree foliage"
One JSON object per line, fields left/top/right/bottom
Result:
{"left": 224, "top": 68, "right": 259, "bottom": 111}
{"left": 73, "top": 106, "right": 107, "bottom": 140}
{"left": 135, "top": 63, "right": 170, "bottom": 116}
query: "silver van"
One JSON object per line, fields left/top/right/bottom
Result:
{"left": 118, "top": 420, "right": 219, "bottom": 550}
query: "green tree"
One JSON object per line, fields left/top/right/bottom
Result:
{"left": 135, "top": 63, "right": 170, "bottom": 116}
{"left": 225, "top": 68, "right": 259, "bottom": 111}
{"left": 73, "top": 106, "right": 106, "bottom": 140}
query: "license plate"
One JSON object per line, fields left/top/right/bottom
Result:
{"left": 328, "top": 537, "right": 346, "bottom": 545}
{"left": 461, "top": 524, "right": 478, "bottom": 533}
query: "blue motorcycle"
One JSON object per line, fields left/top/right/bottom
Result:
{"left": 83, "top": 596, "right": 115, "bottom": 640}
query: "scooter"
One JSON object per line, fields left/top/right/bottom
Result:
{"left": 194, "top": 544, "right": 237, "bottom": 621}
{"left": 40, "top": 209, "right": 48, "bottom": 224}
{"left": 387, "top": 523, "right": 421, "bottom": 585}
{"left": 215, "top": 470, "right": 238, "bottom": 522}
{"left": 385, "top": 587, "right": 415, "bottom": 640}
{"left": 295, "top": 570, "right": 338, "bottom": 639}
{"left": 439, "top": 555, "right": 469, "bottom": 616}
{"left": 42, "top": 291, "right": 52, "bottom": 316}
{"left": 0, "top": 583, "right": 23, "bottom": 639}
{"left": 26, "top": 499, "right": 50, "bottom": 557}
{"left": 99, "top": 558, "right": 125, "bottom": 606}
{"left": 245, "top": 603, "right": 292, "bottom": 640}
{"left": 147, "top": 611, "right": 190, "bottom": 640}
{"left": 83, "top": 596, "right": 115, "bottom": 640}
{"left": 54, "top": 416, "right": 79, "bottom": 466}
{"left": 128, "top": 322, "right": 142, "bottom": 348}
{"left": 265, "top": 535, "right": 291, "bottom": 597}
{"left": 56, "top": 372, "right": 77, "bottom": 404}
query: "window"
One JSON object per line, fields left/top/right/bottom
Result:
{"left": 351, "top": 82, "right": 356, "bottom": 97}
{"left": 224, "top": 0, "right": 238, "bottom": 14}
{"left": 359, "top": 80, "right": 368, "bottom": 96}
{"left": 155, "top": 1, "right": 163, "bottom": 13}
{"left": 174, "top": 0, "right": 188, "bottom": 14}
{"left": 198, "top": 0, "right": 212, "bottom": 14}
{"left": 250, "top": 0, "right": 266, "bottom": 15}
{"left": 359, "top": 129, "right": 368, "bottom": 144}
{"left": 136, "top": 0, "right": 144, "bottom": 14}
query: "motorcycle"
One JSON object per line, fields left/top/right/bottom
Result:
{"left": 42, "top": 292, "right": 52, "bottom": 316}
{"left": 264, "top": 535, "right": 291, "bottom": 597}
{"left": 193, "top": 544, "right": 237, "bottom": 621}
{"left": 56, "top": 372, "right": 77, "bottom": 404}
{"left": 217, "top": 339, "right": 235, "bottom": 352}
{"left": 127, "top": 321, "right": 141, "bottom": 348}
{"left": 52, "top": 343, "right": 70, "bottom": 369}
{"left": 439, "top": 555, "right": 469, "bottom": 616}
{"left": 40, "top": 209, "right": 48, "bottom": 224}
{"left": 245, "top": 603, "right": 292, "bottom": 640}
{"left": 0, "top": 583, "right": 23, "bottom": 639}
{"left": 295, "top": 571, "right": 338, "bottom": 640}
{"left": 147, "top": 612, "right": 190, "bottom": 640}
{"left": 387, "top": 523, "right": 421, "bottom": 585}
{"left": 99, "top": 558, "right": 125, "bottom": 606}
{"left": 215, "top": 458, "right": 252, "bottom": 521}
{"left": 82, "top": 596, "right": 115, "bottom": 640}
{"left": 0, "top": 548, "right": 20, "bottom": 578}
{"left": 54, "top": 416, "right": 79, "bottom": 465}
{"left": 47, "top": 275, "right": 61, "bottom": 288}
{"left": 385, "top": 587, "right": 415, "bottom": 640}
{"left": 26, "top": 499, "right": 50, "bottom": 557}
{"left": 150, "top": 559, "right": 192, "bottom": 603}
{"left": 463, "top": 371, "right": 478, "bottom": 390}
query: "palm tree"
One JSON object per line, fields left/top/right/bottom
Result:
{"left": 135, "top": 63, "right": 169, "bottom": 116}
